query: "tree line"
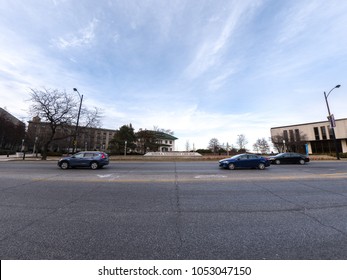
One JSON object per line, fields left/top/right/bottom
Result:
{"left": 199, "top": 134, "right": 270, "bottom": 155}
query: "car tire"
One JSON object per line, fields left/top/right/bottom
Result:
{"left": 258, "top": 163, "right": 265, "bottom": 170}
{"left": 228, "top": 163, "right": 235, "bottom": 170}
{"left": 90, "top": 162, "right": 99, "bottom": 170}
{"left": 275, "top": 159, "right": 281, "bottom": 165}
{"left": 299, "top": 159, "right": 305, "bottom": 165}
{"left": 60, "top": 161, "right": 69, "bottom": 170}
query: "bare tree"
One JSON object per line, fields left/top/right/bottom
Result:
{"left": 208, "top": 138, "right": 220, "bottom": 153}
{"left": 236, "top": 134, "right": 248, "bottom": 151}
{"left": 185, "top": 140, "right": 190, "bottom": 152}
{"left": 28, "top": 88, "right": 102, "bottom": 159}
{"left": 253, "top": 138, "right": 270, "bottom": 154}
{"left": 153, "top": 126, "right": 174, "bottom": 135}
{"left": 271, "top": 134, "right": 285, "bottom": 153}
{"left": 271, "top": 131, "right": 307, "bottom": 154}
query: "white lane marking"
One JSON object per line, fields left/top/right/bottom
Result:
{"left": 97, "top": 174, "right": 113, "bottom": 178}
{"left": 194, "top": 175, "right": 227, "bottom": 179}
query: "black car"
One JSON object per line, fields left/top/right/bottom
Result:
{"left": 219, "top": 153, "right": 271, "bottom": 170}
{"left": 269, "top": 152, "right": 309, "bottom": 165}
{"left": 58, "top": 151, "right": 109, "bottom": 170}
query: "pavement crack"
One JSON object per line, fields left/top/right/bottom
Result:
{"left": 251, "top": 181, "right": 347, "bottom": 237}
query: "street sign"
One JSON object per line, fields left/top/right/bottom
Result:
{"left": 329, "top": 114, "right": 336, "bottom": 127}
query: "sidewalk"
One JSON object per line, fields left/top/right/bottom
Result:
{"left": 0, "top": 154, "right": 44, "bottom": 161}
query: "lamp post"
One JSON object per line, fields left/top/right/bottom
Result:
{"left": 73, "top": 88, "right": 84, "bottom": 153}
{"left": 33, "top": 136, "right": 38, "bottom": 157}
{"left": 124, "top": 141, "right": 127, "bottom": 156}
{"left": 324, "top": 85, "right": 341, "bottom": 160}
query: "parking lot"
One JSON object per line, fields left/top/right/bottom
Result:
{"left": 0, "top": 160, "right": 346, "bottom": 259}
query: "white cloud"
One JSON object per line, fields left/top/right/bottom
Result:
{"left": 184, "top": 0, "right": 261, "bottom": 79}
{"left": 53, "top": 18, "right": 99, "bottom": 49}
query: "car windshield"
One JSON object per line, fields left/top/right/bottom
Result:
{"left": 230, "top": 154, "right": 244, "bottom": 159}
{"left": 275, "top": 153, "right": 285, "bottom": 157}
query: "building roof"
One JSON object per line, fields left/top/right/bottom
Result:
{"left": 271, "top": 117, "right": 347, "bottom": 130}
{"left": 0, "top": 107, "right": 24, "bottom": 126}
{"left": 139, "top": 130, "right": 178, "bottom": 140}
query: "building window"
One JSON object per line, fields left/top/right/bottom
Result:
{"left": 289, "top": 130, "right": 294, "bottom": 142}
{"left": 283, "top": 130, "right": 288, "bottom": 142}
{"left": 320, "top": 126, "right": 327, "bottom": 140}
{"left": 314, "top": 127, "right": 320, "bottom": 140}
{"left": 295, "top": 129, "right": 301, "bottom": 141}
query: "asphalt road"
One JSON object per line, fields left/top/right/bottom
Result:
{"left": 0, "top": 160, "right": 346, "bottom": 259}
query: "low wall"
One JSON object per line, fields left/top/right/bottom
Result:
{"left": 16, "top": 153, "right": 41, "bottom": 158}
{"left": 144, "top": 152, "right": 202, "bottom": 157}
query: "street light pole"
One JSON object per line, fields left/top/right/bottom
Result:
{"left": 324, "top": 85, "right": 340, "bottom": 160}
{"left": 73, "top": 88, "right": 84, "bottom": 153}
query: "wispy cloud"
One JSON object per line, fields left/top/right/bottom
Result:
{"left": 53, "top": 18, "right": 99, "bottom": 49}
{"left": 184, "top": 0, "right": 262, "bottom": 79}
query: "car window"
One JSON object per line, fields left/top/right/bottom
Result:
{"left": 84, "top": 153, "right": 95, "bottom": 158}
{"left": 74, "top": 153, "right": 84, "bottom": 158}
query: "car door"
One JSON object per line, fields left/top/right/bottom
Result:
{"left": 281, "top": 153, "right": 291, "bottom": 164}
{"left": 82, "top": 152, "right": 96, "bottom": 167}
{"left": 292, "top": 153, "right": 302, "bottom": 164}
{"left": 288, "top": 153, "right": 299, "bottom": 164}
{"left": 248, "top": 155, "right": 260, "bottom": 167}
{"left": 237, "top": 155, "right": 250, "bottom": 168}
{"left": 69, "top": 152, "right": 85, "bottom": 167}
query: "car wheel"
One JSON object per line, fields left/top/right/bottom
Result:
{"left": 60, "top": 161, "right": 69, "bottom": 170}
{"left": 258, "top": 163, "right": 265, "bottom": 170}
{"left": 275, "top": 159, "right": 281, "bottom": 165}
{"left": 299, "top": 159, "right": 305, "bottom": 165}
{"left": 228, "top": 163, "right": 235, "bottom": 170}
{"left": 90, "top": 162, "right": 99, "bottom": 170}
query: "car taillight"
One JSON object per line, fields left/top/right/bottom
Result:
{"left": 101, "top": 153, "right": 106, "bottom": 159}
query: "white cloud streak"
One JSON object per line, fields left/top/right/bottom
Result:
{"left": 184, "top": 0, "right": 261, "bottom": 79}
{"left": 53, "top": 18, "right": 99, "bottom": 49}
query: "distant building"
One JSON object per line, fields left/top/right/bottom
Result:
{"left": 0, "top": 108, "right": 25, "bottom": 150}
{"left": 135, "top": 129, "right": 178, "bottom": 153}
{"left": 0, "top": 107, "right": 24, "bottom": 126}
{"left": 27, "top": 116, "right": 117, "bottom": 152}
{"left": 151, "top": 130, "right": 178, "bottom": 152}
{"left": 271, "top": 118, "right": 347, "bottom": 154}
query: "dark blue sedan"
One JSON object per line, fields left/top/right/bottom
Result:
{"left": 219, "top": 153, "right": 270, "bottom": 170}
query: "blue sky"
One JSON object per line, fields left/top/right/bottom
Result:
{"left": 1, "top": 0, "right": 347, "bottom": 151}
